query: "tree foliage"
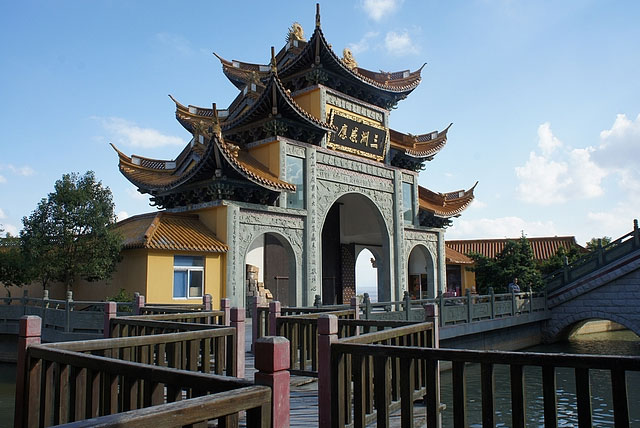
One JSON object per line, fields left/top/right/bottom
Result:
{"left": 20, "top": 171, "right": 122, "bottom": 291}
{"left": 468, "top": 236, "right": 543, "bottom": 293}
{"left": 539, "top": 245, "right": 583, "bottom": 276}
{"left": 585, "top": 236, "right": 612, "bottom": 251}
{"left": 0, "top": 236, "right": 32, "bottom": 295}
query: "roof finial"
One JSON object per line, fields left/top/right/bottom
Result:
{"left": 315, "top": 3, "right": 321, "bottom": 28}
{"left": 270, "top": 46, "right": 277, "bottom": 75}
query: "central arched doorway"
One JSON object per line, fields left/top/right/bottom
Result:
{"left": 244, "top": 232, "right": 295, "bottom": 307}
{"left": 321, "top": 193, "right": 390, "bottom": 305}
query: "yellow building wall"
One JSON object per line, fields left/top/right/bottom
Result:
{"left": 145, "top": 251, "right": 175, "bottom": 304}
{"left": 195, "top": 206, "right": 228, "bottom": 243}
{"left": 145, "top": 250, "right": 226, "bottom": 306}
{"left": 293, "top": 88, "right": 322, "bottom": 120}
{"left": 462, "top": 267, "right": 476, "bottom": 294}
{"left": 248, "top": 140, "right": 280, "bottom": 177}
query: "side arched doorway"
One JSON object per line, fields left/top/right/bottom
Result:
{"left": 244, "top": 232, "right": 296, "bottom": 307}
{"left": 407, "top": 245, "right": 436, "bottom": 299}
{"left": 321, "top": 193, "right": 390, "bottom": 305}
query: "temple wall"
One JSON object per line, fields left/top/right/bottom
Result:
{"left": 293, "top": 87, "right": 322, "bottom": 120}
{"left": 248, "top": 140, "right": 281, "bottom": 177}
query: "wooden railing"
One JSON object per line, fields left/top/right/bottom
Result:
{"left": 330, "top": 343, "right": 640, "bottom": 428}
{"left": 120, "top": 310, "right": 226, "bottom": 326}
{"left": 274, "top": 309, "right": 357, "bottom": 376}
{"left": 329, "top": 322, "right": 435, "bottom": 427}
{"left": 546, "top": 219, "right": 640, "bottom": 294}
{"left": 15, "top": 310, "right": 284, "bottom": 428}
{"left": 17, "top": 343, "right": 268, "bottom": 427}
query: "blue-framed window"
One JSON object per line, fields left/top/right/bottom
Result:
{"left": 173, "top": 256, "right": 204, "bottom": 299}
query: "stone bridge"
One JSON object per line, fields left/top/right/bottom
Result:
{"left": 544, "top": 222, "right": 640, "bottom": 341}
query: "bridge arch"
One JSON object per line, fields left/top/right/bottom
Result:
{"left": 546, "top": 311, "right": 640, "bottom": 342}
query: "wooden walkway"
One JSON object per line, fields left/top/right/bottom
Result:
{"left": 242, "top": 319, "right": 427, "bottom": 428}
{"left": 243, "top": 318, "right": 320, "bottom": 427}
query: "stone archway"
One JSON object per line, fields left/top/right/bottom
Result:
{"left": 407, "top": 244, "right": 436, "bottom": 299}
{"left": 244, "top": 231, "right": 297, "bottom": 307}
{"left": 320, "top": 193, "right": 391, "bottom": 304}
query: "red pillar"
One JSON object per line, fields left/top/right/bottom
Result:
{"left": 15, "top": 315, "right": 42, "bottom": 428}
{"left": 255, "top": 336, "right": 290, "bottom": 428}
{"left": 221, "top": 298, "right": 231, "bottom": 326}
{"left": 317, "top": 314, "right": 338, "bottom": 427}
{"left": 231, "top": 307, "right": 245, "bottom": 378}
{"left": 134, "top": 293, "right": 145, "bottom": 315}
{"left": 104, "top": 301, "right": 117, "bottom": 338}
{"left": 268, "top": 301, "right": 281, "bottom": 336}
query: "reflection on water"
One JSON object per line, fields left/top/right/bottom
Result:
{"left": 0, "top": 363, "right": 15, "bottom": 427}
{"left": 440, "top": 330, "right": 640, "bottom": 427}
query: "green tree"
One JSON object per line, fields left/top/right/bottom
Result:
{"left": 469, "top": 236, "right": 543, "bottom": 293}
{"left": 20, "top": 171, "right": 122, "bottom": 292}
{"left": 586, "top": 236, "right": 612, "bottom": 251}
{"left": 0, "top": 236, "right": 32, "bottom": 296}
{"left": 539, "top": 245, "right": 583, "bottom": 276}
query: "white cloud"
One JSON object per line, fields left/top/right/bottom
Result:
{"left": 384, "top": 30, "right": 419, "bottom": 56}
{"left": 537, "top": 122, "right": 562, "bottom": 156}
{"left": 98, "top": 117, "right": 184, "bottom": 149}
{"left": 117, "top": 211, "right": 130, "bottom": 221}
{"left": 469, "top": 199, "right": 487, "bottom": 210}
{"left": 348, "top": 31, "right": 379, "bottom": 55}
{"left": 361, "top": 0, "right": 401, "bottom": 21}
{"left": 595, "top": 113, "right": 640, "bottom": 171}
{"left": 0, "top": 175, "right": 5, "bottom": 184}
{"left": 1, "top": 223, "right": 19, "bottom": 237}
{"left": 515, "top": 123, "right": 605, "bottom": 204}
{"left": 155, "top": 33, "right": 193, "bottom": 56}
{"left": 0, "top": 164, "right": 35, "bottom": 178}
{"left": 447, "top": 216, "right": 558, "bottom": 240}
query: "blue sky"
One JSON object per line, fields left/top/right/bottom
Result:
{"left": 1, "top": 0, "right": 639, "bottom": 246}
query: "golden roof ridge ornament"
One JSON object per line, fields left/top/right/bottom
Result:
{"left": 287, "top": 22, "right": 305, "bottom": 42}
{"left": 342, "top": 48, "right": 358, "bottom": 70}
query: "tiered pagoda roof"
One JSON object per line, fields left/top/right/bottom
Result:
{"left": 417, "top": 182, "right": 477, "bottom": 228}
{"left": 113, "top": 4, "right": 476, "bottom": 221}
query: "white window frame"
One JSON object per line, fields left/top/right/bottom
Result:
{"left": 173, "top": 256, "right": 204, "bottom": 299}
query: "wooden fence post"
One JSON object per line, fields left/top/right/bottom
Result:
{"left": 104, "top": 301, "right": 117, "bottom": 338}
{"left": 221, "top": 298, "right": 231, "bottom": 326}
{"left": 134, "top": 293, "right": 145, "bottom": 315}
{"left": 350, "top": 297, "right": 360, "bottom": 336}
{"left": 251, "top": 295, "right": 264, "bottom": 352}
{"left": 65, "top": 291, "right": 73, "bottom": 332}
{"left": 231, "top": 307, "right": 245, "bottom": 378}
{"left": 203, "top": 294, "right": 212, "bottom": 311}
{"left": 15, "top": 315, "right": 42, "bottom": 428}
{"left": 269, "top": 301, "right": 281, "bottom": 336}
{"left": 423, "top": 303, "right": 442, "bottom": 427}
{"left": 318, "top": 314, "right": 338, "bottom": 428}
{"left": 255, "top": 336, "right": 290, "bottom": 428}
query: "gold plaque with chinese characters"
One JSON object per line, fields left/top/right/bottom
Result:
{"left": 327, "top": 109, "right": 388, "bottom": 161}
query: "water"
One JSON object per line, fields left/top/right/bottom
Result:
{"left": 0, "top": 363, "right": 15, "bottom": 428}
{"left": 439, "top": 330, "right": 640, "bottom": 427}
